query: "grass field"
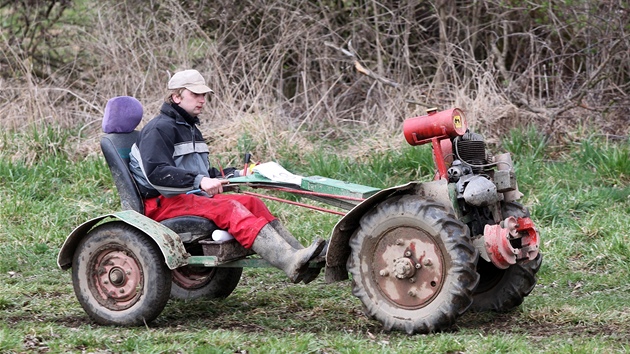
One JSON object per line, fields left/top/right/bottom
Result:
{"left": 0, "top": 127, "right": 628, "bottom": 353}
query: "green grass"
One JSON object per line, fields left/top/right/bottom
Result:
{"left": 0, "top": 127, "right": 629, "bottom": 353}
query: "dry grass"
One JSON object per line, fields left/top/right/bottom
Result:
{"left": 1, "top": 0, "right": 628, "bottom": 163}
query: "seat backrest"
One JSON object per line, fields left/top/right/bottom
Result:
{"left": 100, "top": 96, "right": 144, "bottom": 213}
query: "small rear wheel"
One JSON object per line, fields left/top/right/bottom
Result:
{"left": 71, "top": 222, "right": 172, "bottom": 326}
{"left": 470, "top": 202, "right": 543, "bottom": 312}
{"left": 347, "top": 195, "right": 479, "bottom": 334}
{"left": 171, "top": 243, "right": 242, "bottom": 300}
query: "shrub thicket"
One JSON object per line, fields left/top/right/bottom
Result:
{"left": 1, "top": 0, "right": 628, "bottom": 159}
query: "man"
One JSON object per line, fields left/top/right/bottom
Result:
{"left": 129, "top": 69, "right": 324, "bottom": 284}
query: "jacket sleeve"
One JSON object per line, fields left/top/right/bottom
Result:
{"left": 138, "top": 124, "right": 204, "bottom": 196}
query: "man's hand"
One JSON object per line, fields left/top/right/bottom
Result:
{"left": 200, "top": 177, "right": 229, "bottom": 195}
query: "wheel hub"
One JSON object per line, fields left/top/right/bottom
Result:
{"left": 393, "top": 257, "right": 416, "bottom": 279}
{"left": 372, "top": 226, "right": 444, "bottom": 308}
{"left": 90, "top": 248, "right": 143, "bottom": 310}
{"left": 109, "top": 268, "right": 126, "bottom": 286}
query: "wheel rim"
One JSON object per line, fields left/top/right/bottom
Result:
{"left": 88, "top": 245, "right": 143, "bottom": 310}
{"left": 172, "top": 266, "right": 216, "bottom": 290}
{"left": 371, "top": 226, "right": 445, "bottom": 309}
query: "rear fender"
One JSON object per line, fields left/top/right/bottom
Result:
{"left": 324, "top": 179, "right": 453, "bottom": 283}
{"left": 57, "top": 210, "right": 189, "bottom": 271}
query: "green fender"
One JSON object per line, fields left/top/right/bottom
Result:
{"left": 57, "top": 210, "right": 189, "bottom": 271}
{"left": 323, "top": 179, "right": 454, "bottom": 283}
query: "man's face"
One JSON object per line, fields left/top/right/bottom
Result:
{"left": 173, "top": 89, "right": 206, "bottom": 116}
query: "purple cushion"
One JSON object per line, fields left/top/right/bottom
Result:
{"left": 102, "top": 96, "right": 143, "bottom": 133}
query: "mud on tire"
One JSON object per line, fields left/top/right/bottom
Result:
{"left": 71, "top": 222, "right": 172, "bottom": 326}
{"left": 347, "top": 195, "right": 479, "bottom": 334}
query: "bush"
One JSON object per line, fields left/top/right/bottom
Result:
{"left": 1, "top": 0, "right": 628, "bottom": 161}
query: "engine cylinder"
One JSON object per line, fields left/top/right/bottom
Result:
{"left": 455, "top": 139, "right": 486, "bottom": 166}
{"left": 403, "top": 108, "right": 467, "bottom": 146}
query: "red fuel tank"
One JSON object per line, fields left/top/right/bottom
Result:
{"left": 403, "top": 108, "right": 467, "bottom": 146}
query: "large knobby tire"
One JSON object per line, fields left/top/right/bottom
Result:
{"left": 347, "top": 195, "right": 479, "bottom": 334}
{"left": 170, "top": 243, "right": 242, "bottom": 300}
{"left": 71, "top": 222, "right": 172, "bottom": 326}
{"left": 470, "top": 202, "right": 543, "bottom": 312}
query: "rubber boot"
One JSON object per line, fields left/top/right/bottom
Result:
{"left": 251, "top": 224, "right": 325, "bottom": 283}
{"left": 269, "top": 219, "right": 328, "bottom": 284}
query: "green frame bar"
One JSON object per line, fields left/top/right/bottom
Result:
{"left": 186, "top": 256, "right": 272, "bottom": 268}
{"left": 186, "top": 256, "right": 325, "bottom": 269}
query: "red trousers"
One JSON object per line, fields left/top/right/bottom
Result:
{"left": 144, "top": 193, "right": 275, "bottom": 248}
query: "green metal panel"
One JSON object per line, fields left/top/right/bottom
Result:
{"left": 187, "top": 256, "right": 271, "bottom": 268}
{"left": 229, "top": 173, "right": 381, "bottom": 199}
{"left": 228, "top": 173, "right": 278, "bottom": 184}
{"left": 300, "top": 176, "right": 380, "bottom": 198}
{"left": 186, "top": 256, "right": 323, "bottom": 269}
{"left": 58, "top": 210, "right": 189, "bottom": 271}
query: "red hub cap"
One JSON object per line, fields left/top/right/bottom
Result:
{"left": 89, "top": 247, "right": 143, "bottom": 310}
{"left": 372, "top": 226, "right": 445, "bottom": 308}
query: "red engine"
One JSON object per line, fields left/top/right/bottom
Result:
{"left": 402, "top": 107, "right": 540, "bottom": 270}
{"left": 403, "top": 108, "right": 467, "bottom": 180}
{"left": 403, "top": 107, "right": 467, "bottom": 145}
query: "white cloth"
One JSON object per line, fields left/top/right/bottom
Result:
{"left": 252, "top": 162, "right": 303, "bottom": 185}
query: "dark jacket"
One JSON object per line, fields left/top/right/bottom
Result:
{"left": 129, "top": 103, "right": 210, "bottom": 198}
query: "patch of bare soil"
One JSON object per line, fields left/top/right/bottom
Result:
{"left": 457, "top": 312, "right": 630, "bottom": 343}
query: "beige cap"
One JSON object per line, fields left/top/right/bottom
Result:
{"left": 167, "top": 69, "right": 214, "bottom": 94}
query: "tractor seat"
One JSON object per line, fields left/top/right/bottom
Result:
{"left": 100, "top": 96, "right": 218, "bottom": 243}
